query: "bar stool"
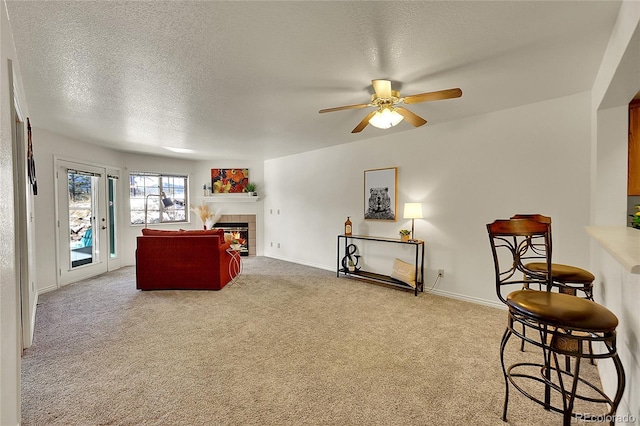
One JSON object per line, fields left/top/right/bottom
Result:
{"left": 511, "top": 214, "right": 594, "bottom": 300}
{"left": 487, "top": 219, "right": 625, "bottom": 425}
{"left": 511, "top": 214, "right": 596, "bottom": 363}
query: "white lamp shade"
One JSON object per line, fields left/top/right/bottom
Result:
{"left": 369, "top": 107, "right": 404, "bottom": 129}
{"left": 403, "top": 202, "right": 423, "bottom": 219}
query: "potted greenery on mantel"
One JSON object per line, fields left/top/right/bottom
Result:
{"left": 246, "top": 182, "right": 257, "bottom": 196}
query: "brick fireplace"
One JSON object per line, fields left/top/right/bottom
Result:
{"left": 215, "top": 214, "right": 256, "bottom": 256}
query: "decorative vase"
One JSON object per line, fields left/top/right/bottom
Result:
{"left": 231, "top": 243, "right": 242, "bottom": 251}
{"left": 344, "top": 216, "right": 352, "bottom": 236}
{"left": 401, "top": 235, "right": 410, "bottom": 242}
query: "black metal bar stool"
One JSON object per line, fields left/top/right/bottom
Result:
{"left": 511, "top": 214, "right": 594, "bottom": 300}
{"left": 511, "top": 214, "right": 596, "bottom": 364}
{"left": 487, "top": 219, "right": 625, "bottom": 425}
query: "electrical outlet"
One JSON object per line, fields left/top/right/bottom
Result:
{"left": 438, "top": 269, "right": 444, "bottom": 277}
{"left": 277, "top": 243, "right": 281, "bottom": 248}
{"left": 270, "top": 242, "right": 273, "bottom": 247}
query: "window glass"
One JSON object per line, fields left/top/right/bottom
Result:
{"left": 129, "top": 172, "right": 188, "bottom": 225}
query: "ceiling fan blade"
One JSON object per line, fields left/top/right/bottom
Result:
{"left": 351, "top": 111, "right": 377, "bottom": 133}
{"left": 402, "top": 88, "right": 462, "bottom": 104}
{"left": 395, "top": 107, "right": 427, "bottom": 127}
{"left": 372, "top": 79, "right": 392, "bottom": 99}
{"left": 319, "top": 103, "right": 370, "bottom": 113}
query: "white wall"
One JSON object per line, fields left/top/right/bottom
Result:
{"left": 1, "top": 1, "right": 26, "bottom": 423}
{"left": 592, "top": 247, "right": 640, "bottom": 423}
{"left": 594, "top": 105, "right": 630, "bottom": 226}
{"left": 265, "top": 91, "right": 592, "bottom": 305}
{"left": 589, "top": 0, "right": 640, "bottom": 419}
{"left": 32, "top": 133, "right": 268, "bottom": 281}
{"left": 119, "top": 156, "right": 267, "bottom": 264}
{"left": 591, "top": 0, "right": 640, "bottom": 226}
{"left": 33, "top": 129, "right": 125, "bottom": 292}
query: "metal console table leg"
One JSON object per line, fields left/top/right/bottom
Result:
{"left": 227, "top": 248, "right": 243, "bottom": 286}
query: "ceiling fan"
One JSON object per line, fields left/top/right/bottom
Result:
{"left": 319, "top": 79, "right": 462, "bottom": 133}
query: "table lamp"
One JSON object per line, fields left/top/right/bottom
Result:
{"left": 403, "top": 202, "right": 423, "bottom": 241}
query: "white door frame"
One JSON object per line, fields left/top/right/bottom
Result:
{"left": 10, "top": 59, "right": 37, "bottom": 349}
{"left": 55, "top": 159, "right": 109, "bottom": 285}
{"left": 106, "top": 168, "right": 121, "bottom": 271}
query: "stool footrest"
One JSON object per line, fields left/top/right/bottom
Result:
{"left": 506, "top": 361, "right": 615, "bottom": 418}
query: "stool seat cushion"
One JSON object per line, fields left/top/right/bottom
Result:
{"left": 525, "top": 262, "right": 595, "bottom": 283}
{"left": 506, "top": 290, "right": 618, "bottom": 332}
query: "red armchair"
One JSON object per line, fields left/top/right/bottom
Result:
{"left": 136, "top": 229, "right": 237, "bottom": 290}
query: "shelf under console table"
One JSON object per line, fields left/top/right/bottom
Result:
{"left": 336, "top": 234, "right": 425, "bottom": 296}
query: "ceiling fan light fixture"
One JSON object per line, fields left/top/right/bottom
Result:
{"left": 319, "top": 80, "right": 461, "bottom": 133}
{"left": 369, "top": 107, "right": 404, "bottom": 129}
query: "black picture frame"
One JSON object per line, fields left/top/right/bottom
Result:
{"left": 364, "top": 167, "right": 397, "bottom": 221}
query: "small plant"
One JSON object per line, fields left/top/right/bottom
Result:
{"left": 630, "top": 205, "right": 640, "bottom": 229}
{"left": 399, "top": 229, "right": 411, "bottom": 236}
{"left": 246, "top": 182, "right": 257, "bottom": 193}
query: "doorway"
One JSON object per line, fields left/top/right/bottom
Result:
{"left": 56, "top": 160, "right": 118, "bottom": 285}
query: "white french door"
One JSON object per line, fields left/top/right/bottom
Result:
{"left": 56, "top": 160, "right": 109, "bottom": 285}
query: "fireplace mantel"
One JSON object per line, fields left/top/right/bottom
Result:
{"left": 195, "top": 195, "right": 260, "bottom": 203}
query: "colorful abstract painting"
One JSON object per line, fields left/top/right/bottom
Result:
{"left": 211, "top": 168, "right": 249, "bottom": 193}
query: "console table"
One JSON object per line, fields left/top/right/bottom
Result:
{"left": 336, "top": 234, "right": 425, "bottom": 296}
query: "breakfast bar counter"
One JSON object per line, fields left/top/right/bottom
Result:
{"left": 586, "top": 226, "right": 640, "bottom": 274}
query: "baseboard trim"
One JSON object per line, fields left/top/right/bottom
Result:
{"left": 38, "top": 284, "right": 58, "bottom": 295}
{"left": 265, "top": 255, "right": 505, "bottom": 310}
{"left": 426, "top": 288, "right": 505, "bottom": 310}
{"left": 264, "top": 254, "right": 333, "bottom": 272}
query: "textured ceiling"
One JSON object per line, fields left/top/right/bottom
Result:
{"left": 5, "top": 1, "right": 622, "bottom": 161}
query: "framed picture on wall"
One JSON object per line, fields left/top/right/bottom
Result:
{"left": 364, "top": 167, "right": 397, "bottom": 221}
{"left": 211, "top": 168, "right": 249, "bottom": 193}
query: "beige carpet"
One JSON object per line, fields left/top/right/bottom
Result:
{"left": 21, "top": 257, "right": 608, "bottom": 425}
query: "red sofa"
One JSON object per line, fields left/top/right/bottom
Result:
{"left": 136, "top": 228, "right": 237, "bottom": 290}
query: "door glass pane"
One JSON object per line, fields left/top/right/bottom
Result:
{"left": 68, "top": 171, "right": 98, "bottom": 268}
{"left": 108, "top": 177, "right": 117, "bottom": 258}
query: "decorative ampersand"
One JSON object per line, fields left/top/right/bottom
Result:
{"left": 341, "top": 243, "right": 361, "bottom": 272}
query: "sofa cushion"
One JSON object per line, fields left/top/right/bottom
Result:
{"left": 141, "top": 229, "right": 175, "bottom": 236}
{"left": 180, "top": 229, "right": 224, "bottom": 237}
{"left": 141, "top": 228, "right": 224, "bottom": 237}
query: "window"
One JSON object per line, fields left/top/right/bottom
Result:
{"left": 129, "top": 172, "right": 188, "bottom": 225}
